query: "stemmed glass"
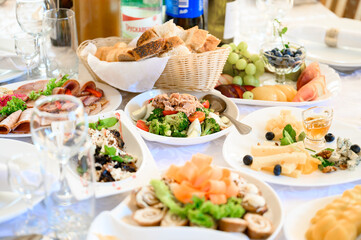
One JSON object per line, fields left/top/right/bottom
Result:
{"left": 31, "top": 94, "right": 95, "bottom": 239}
{"left": 15, "top": 0, "right": 55, "bottom": 74}
{"left": 7, "top": 153, "right": 46, "bottom": 235}
{"left": 256, "top": 0, "right": 294, "bottom": 39}
{"left": 14, "top": 33, "right": 40, "bottom": 79}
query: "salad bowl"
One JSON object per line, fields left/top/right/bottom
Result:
{"left": 124, "top": 89, "right": 240, "bottom": 146}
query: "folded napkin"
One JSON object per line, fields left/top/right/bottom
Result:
{"left": 81, "top": 42, "right": 169, "bottom": 93}
{"left": 0, "top": 49, "right": 26, "bottom": 71}
{"left": 287, "top": 25, "right": 361, "bottom": 49}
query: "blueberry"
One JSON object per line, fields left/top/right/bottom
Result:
{"left": 295, "top": 57, "right": 301, "bottom": 62}
{"left": 351, "top": 144, "right": 360, "bottom": 154}
{"left": 296, "top": 49, "right": 303, "bottom": 55}
{"left": 271, "top": 49, "right": 277, "bottom": 55}
{"left": 275, "top": 51, "right": 283, "bottom": 57}
{"left": 265, "top": 132, "right": 275, "bottom": 140}
{"left": 243, "top": 155, "right": 253, "bottom": 165}
{"left": 325, "top": 133, "right": 335, "bottom": 142}
{"left": 284, "top": 48, "right": 291, "bottom": 56}
{"left": 274, "top": 164, "right": 282, "bottom": 176}
{"left": 275, "top": 58, "right": 282, "bottom": 66}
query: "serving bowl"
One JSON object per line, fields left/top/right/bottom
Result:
{"left": 260, "top": 41, "right": 306, "bottom": 83}
{"left": 124, "top": 89, "right": 239, "bottom": 146}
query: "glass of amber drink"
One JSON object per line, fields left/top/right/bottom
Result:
{"left": 302, "top": 106, "right": 333, "bottom": 149}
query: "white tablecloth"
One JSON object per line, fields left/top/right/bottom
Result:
{"left": 1, "top": 1, "right": 361, "bottom": 239}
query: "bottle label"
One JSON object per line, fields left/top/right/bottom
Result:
{"left": 166, "top": 0, "right": 204, "bottom": 19}
{"left": 223, "top": 1, "right": 237, "bottom": 40}
{"left": 121, "top": 7, "right": 162, "bottom": 39}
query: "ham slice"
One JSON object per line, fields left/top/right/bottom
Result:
{"left": 26, "top": 95, "right": 46, "bottom": 108}
{"left": 62, "top": 79, "right": 80, "bottom": 96}
{"left": 80, "top": 81, "right": 96, "bottom": 92}
{"left": 0, "top": 110, "right": 22, "bottom": 134}
{"left": 12, "top": 108, "right": 33, "bottom": 134}
{"left": 14, "top": 80, "right": 49, "bottom": 96}
{"left": 89, "top": 102, "right": 102, "bottom": 115}
{"left": 82, "top": 96, "right": 100, "bottom": 106}
{"left": 52, "top": 87, "right": 66, "bottom": 95}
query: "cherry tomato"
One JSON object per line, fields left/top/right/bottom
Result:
{"left": 188, "top": 111, "right": 205, "bottom": 123}
{"left": 136, "top": 120, "right": 149, "bottom": 132}
{"left": 202, "top": 100, "right": 210, "bottom": 108}
{"left": 162, "top": 110, "right": 178, "bottom": 116}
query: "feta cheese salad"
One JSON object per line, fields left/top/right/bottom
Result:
{"left": 131, "top": 93, "right": 231, "bottom": 138}
{"left": 77, "top": 114, "right": 138, "bottom": 182}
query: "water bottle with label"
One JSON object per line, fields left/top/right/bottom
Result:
{"left": 121, "top": 0, "right": 163, "bottom": 39}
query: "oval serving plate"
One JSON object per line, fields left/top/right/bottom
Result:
{"left": 87, "top": 168, "right": 284, "bottom": 240}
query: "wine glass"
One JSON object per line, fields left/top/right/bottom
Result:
{"left": 7, "top": 153, "right": 46, "bottom": 235}
{"left": 14, "top": 32, "right": 40, "bottom": 79}
{"left": 31, "top": 95, "right": 95, "bottom": 239}
{"left": 42, "top": 8, "right": 79, "bottom": 78}
{"left": 15, "top": 0, "right": 55, "bottom": 75}
{"left": 256, "top": 0, "right": 294, "bottom": 39}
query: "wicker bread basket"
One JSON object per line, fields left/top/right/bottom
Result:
{"left": 77, "top": 37, "right": 230, "bottom": 92}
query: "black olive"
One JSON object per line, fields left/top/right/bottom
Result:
{"left": 265, "top": 132, "right": 275, "bottom": 141}
{"left": 243, "top": 155, "right": 253, "bottom": 165}
{"left": 274, "top": 164, "right": 282, "bottom": 176}
{"left": 324, "top": 133, "right": 335, "bottom": 142}
{"left": 95, "top": 166, "right": 102, "bottom": 171}
{"left": 351, "top": 144, "right": 360, "bottom": 154}
{"left": 99, "top": 170, "right": 115, "bottom": 182}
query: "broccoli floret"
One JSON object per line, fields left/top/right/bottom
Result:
{"left": 171, "top": 130, "right": 187, "bottom": 138}
{"left": 149, "top": 119, "right": 172, "bottom": 136}
{"left": 196, "top": 107, "right": 211, "bottom": 117}
{"left": 147, "top": 108, "right": 164, "bottom": 121}
{"left": 201, "top": 118, "right": 220, "bottom": 136}
{"left": 164, "top": 112, "right": 189, "bottom": 132}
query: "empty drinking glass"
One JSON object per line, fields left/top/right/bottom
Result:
{"left": 31, "top": 95, "right": 95, "bottom": 239}
{"left": 7, "top": 153, "right": 46, "bottom": 235}
{"left": 14, "top": 33, "right": 40, "bottom": 78}
{"left": 42, "top": 8, "right": 78, "bottom": 78}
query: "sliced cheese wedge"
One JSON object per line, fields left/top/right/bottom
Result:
{"left": 251, "top": 142, "right": 305, "bottom": 157}
{"left": 251, "top": 152, "right": 307, "bottom": 171}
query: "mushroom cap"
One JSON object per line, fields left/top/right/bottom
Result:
{"left": 132, "top": 207, "right": 166, "bottom": 226}
{"left": 218, "top": 218, "right": 248, "bottom": 232}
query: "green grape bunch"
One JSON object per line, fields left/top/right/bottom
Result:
{"left": 222, "top": 41, "right": 265, "bottom": 87}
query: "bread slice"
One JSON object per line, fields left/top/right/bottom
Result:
{"left": 197, "top": 34, "right": 221, "bottom": 53}
{"left": 163, "top": 36, "right": 185, "bottom": 52}
{"left": 153, "top": 20, "right": 183, "bottom": 38}
{"left": 184, "top": 26, "right": 208, "bottom": 51}
{"left": 131, "top": 39, "right": 166, "bottom": 61}
{"left": 95, "top": 46, "right": 113, "bottom": 61}
{"left": 118, "top": 48, "right": 135, "bottom": 61}
{"left": 159, "top": 45, "right": 191, "bottom": 57}
{"left": 137, "top": 29, "right": 160, "bottom": 47}
{"left": 114, "top": 42, "right": 128, "bottom": 48}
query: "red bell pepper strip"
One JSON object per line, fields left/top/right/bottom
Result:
{"left": 55, "top": 101, "right": 62, "bottom": 110}
{"left": 65, "top": 89, "right": 72, "bottom": 95}
{"left": 85, "top": 87, "right": 102, "bottom": 98}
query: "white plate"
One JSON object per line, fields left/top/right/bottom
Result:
{"left": 0, "top": 79, "right": 122, "bottom": 138}
{"left": 283, "top": 195, "right": 338, "bottom": 240}
{"left": 0, "top": 69, "right": 25, "bottom": 83}
{"left": 224, "top": 63, "right": 341, "bottom": 107}
{"left": 0, "top": 139, "right": 43, "bottom": 224}
{"left": 66, "top": 110, "right": 160, "bottom": 199}
{"left": 223, "top": 106, "right": 361, "bottom": 187}
{"left": 87, "top": 169, "right": 284, "bottom": 240}
{"left": 287, "top": 20, "right": 361, "bottom": 71}
{"left": 124, "top": 89, "right": 239, "bottom": 146}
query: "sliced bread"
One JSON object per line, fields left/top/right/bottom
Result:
{"left": 159, "top": 45, "right": 191, "bottom": 57}
{"left": 184, "top": 26, "right": 208, "bottom": 51}
{"left": 136, "top": 29, "right": 159, "bottom": 47}
{"left": 153, "top": 20, "right": 184, "bottom": 38}
{"left": 131, "top": 38, "right": 166, "bottom": 61}
{"left": 197, "top": 34, "right": 221, "bottom": 53}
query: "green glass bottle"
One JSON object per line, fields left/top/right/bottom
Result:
{"left": 208, "top": 0, "right": 237, "bottom": 44}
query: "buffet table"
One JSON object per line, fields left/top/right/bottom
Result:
{"left": 0, "top": 1, "right": 361, "bottom": 239}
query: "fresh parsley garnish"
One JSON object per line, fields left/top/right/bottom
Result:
{"left": 89, "top": 117, "right": 118, "bottom": 130}
{"left": 0, "top": 96, "right": 27, "bottom": 116}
